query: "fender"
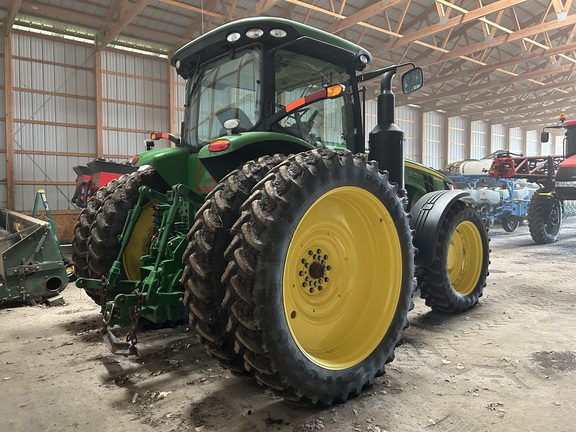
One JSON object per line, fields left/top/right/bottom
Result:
{"left": 132, "top": 146, "right": 192, "bottom": 186}
{"left": 409, "top": 190, "right": 470, "bottom": 268}
{"left": 199, "top": 132, "right": 314, "bottom": 181}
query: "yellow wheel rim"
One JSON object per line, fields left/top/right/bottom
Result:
{"left": 123, "top": 202, "right": 155, "bottom": 280}
{"left": 447, "top": 220, "right": 482, "bottom": 296}
{"left": 283, "top": 186, "right": 403, "bottom": 370}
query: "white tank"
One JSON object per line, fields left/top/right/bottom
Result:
{"left": 459, "top": 159, "right": 494, "bottom": 176}
{"left": 479, "top": 188, "right": 501, "bottom": 205}
{"left": 514, "top": 188, "right": 530, "bottom": 201}
{"left": 496, "top": 188, "right": 510, "bottom": 200}
{"left": 466, "top": 189, "right": 482, "bottom": 205}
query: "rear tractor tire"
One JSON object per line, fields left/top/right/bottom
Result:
{"left": 181, "top": 154, "right": 285, "bottom": 375}
{"left": 417, "top": 201, "right": 490, "bottom": 313}
{"left": 221, "top": 149, "right": 415, "bottom": 406}
{"left": 87, "top": 168, "right": 169, "bottom": 281}
{"left": 528, "top": 190, "right": 562, "bottom": 244}
{"left": 72, "top": 175, "right": 130, "bottom": 304}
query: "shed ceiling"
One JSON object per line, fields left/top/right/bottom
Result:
{"left": 2, "top": 0, "right": 576, "bottom": 128}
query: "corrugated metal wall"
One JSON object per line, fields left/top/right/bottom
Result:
{"left": 422, "top": 111, "right": 444, "bottom": 169}
{"left": 554, "top": 135, "right": 564, "bottom": 155}
{"left": 2, "top": 31, "right": 561, "bottom": 211}
{"left": 364, "top": 99, "right": 376, "bottom": 151}
{"left": 448, "top": 116, "right": 467, "bottom": 163}
{"left": 470, "top": 120, "right": 489, "bottom": 159}
{"left": 491, "top": 124, "right": 506, "bottom": 153}
{"left": 11, "top": 33, "right": 97, "bottom": 210}
{"left": 398, "top": 106, "right": 420, "bottom": 161}
{"left": 0, "top": 33, "right": 6, "bottom": 208}
{"left": 102, "top": 51, "right": 169, "bottom": 158}
{"left": 526, "top": 130, "right": 539, "bottom": 155}
{"left": 509, "top": 127, "right": 523, "bottom": 154}
{"left": 173, "top": 68, "right": 185, "bottom": 134}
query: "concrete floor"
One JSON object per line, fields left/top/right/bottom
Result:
{"left": 1, "top": 218, "right": 575, "bottom": 432}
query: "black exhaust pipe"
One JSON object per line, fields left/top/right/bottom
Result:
{"left": 368, "top": 70, "right": 404, "bottom": 189}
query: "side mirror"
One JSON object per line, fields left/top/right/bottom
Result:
{"left": 401, "top": 67, "right": 423, "bottom": 94}
{"left": 541, "top": 131, "right": 550, "bottom": 143}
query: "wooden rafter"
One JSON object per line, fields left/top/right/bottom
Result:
{"left": 327, "top": 0, "right": 404, "bottom": 33}
{"left": 96, "top": 0, "right": 152, "bottom": 50}
{"left": 159, "top": 0, "right": 227, "bottom": 19}
{"left": 388, "top": 0, "right": 527, "bottom": 49}
{"left": 5, "top": 0, "right": 22, "bottom": 36}
{"left": 430, "top": 13, "right": 576, "bottom": 65}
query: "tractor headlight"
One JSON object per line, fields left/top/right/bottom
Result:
{"left": 246, "top": 28, "right": 264, "bottom": 39}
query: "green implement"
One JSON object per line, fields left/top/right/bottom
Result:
{"left": 0, "top": 209, "right": 67, "bottom": 304}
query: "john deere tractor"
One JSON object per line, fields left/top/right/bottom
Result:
{"left": 73, "top": 17, "right": 489, "bottom": 406}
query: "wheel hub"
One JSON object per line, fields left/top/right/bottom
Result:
{"left": 299, "top": 249, "right": 330, "bottom": 294}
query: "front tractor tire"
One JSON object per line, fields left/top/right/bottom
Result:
{"left": 87, "top": 168, "right": 169, "bottom": 280}
{"left": 528, "top": 190, "right": 562, "bottom": 244}
{"left": 222, "top": 149, "right": 415, "bottom": 406}
{"left": 417, "top": 201, "right": 489, "bottom": 313}
{"left": 181, "top": 154, "right": 285, "bottom": 375}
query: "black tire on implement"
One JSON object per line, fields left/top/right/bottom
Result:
{"left": 501, "top": 215, "right": 519, "bottom": 233}
{"left": 71, "top": 175, "right": 130, "bottom": 304}
{"left": 181, "top": 154, "right": 285, "bottom": 375}
{"left": 222, "top": 149, "right": 415, "bottom": 406}
{"left": 417, "top": 201, "right": 490, "bottom": 313}
{"left": 528, "top": 190, "right": 562, "bottom": 244}
{"left": 87, "top": 168, "right": 169, "bottom": 279}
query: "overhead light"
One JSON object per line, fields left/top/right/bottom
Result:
{"left": 270, "top": 28, "right": 287, "bottom": 38}
{"left": 226, "top": 32, "right": 241, "bottom": 42}
{"left": 246, "top": 28, "right": 264, "bottom": 39}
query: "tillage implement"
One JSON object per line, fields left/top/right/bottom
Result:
{"left": 73, "top": 17, "right": 490, "bottom": 406}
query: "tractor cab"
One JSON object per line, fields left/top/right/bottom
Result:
{"left": 556, "top": 119, "right": 576, "bottom": 200}
{"left": 541, "top": 114, "right": 576, "bottom": 200}
{"left": 171, "top": 17, "right": 420, "bottom": 182}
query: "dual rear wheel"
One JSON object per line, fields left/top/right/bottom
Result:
{"left": 182, "top": 148, "right": 489, "bottom": 406}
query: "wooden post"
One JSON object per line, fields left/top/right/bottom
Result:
{"left": 169, "top": 61, "right": 175, "bottom": 137}
{"left": 420, "top": 109, "right": 425, "bottom": 164}
{"left": 95, "top": 50, "right": 103, "bottom": 158}
{"left": 4, "top": 34, "right": 14, "bottom": 209}
{"left": 443, "top": 113, "right": 450, "bottom": 170}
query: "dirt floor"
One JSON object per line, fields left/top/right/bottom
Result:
{"left": 1, "top": 218, "right": 576, "bottom": 432}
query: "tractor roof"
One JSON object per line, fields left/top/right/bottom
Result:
{"left": 172, "top": 17, "right": 372, "bottom": 79}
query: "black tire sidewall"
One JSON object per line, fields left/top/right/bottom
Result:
{"left": 249, "top": 155, "right": 414, "bottom": 400}
{"left": 441, "top": 205, "right": 489, "bottom": 307}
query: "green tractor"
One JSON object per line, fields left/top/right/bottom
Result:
{"left": 73, "top": 17, "right": 489, "bottom": 406}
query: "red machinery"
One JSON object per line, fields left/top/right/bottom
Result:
{"left": 72, "top": 159, "right": 136, "bottom": 207}
{"left": 485, "top": 114, "right": 576, "bottom": 244}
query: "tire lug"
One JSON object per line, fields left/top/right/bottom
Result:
{"left": 309, "top": 288, "right": 314, "bottom": 293}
